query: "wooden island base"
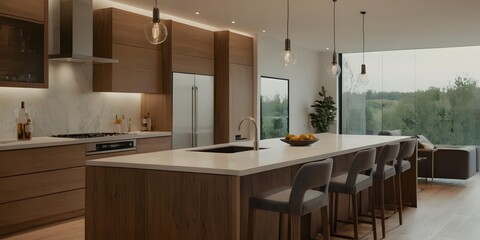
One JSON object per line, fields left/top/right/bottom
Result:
{"left": 86, "top": 146, "right": 417, "bottom": 240}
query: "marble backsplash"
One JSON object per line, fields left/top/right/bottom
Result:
{"left": 0, "top": 62, "right": 142, "bottom": 139}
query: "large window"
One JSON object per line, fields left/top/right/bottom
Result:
{"left": 260, "top": 76, "right": 289, "bottom": 139}
{"left": 341, "top": 46, "right": 480, "bottom": 145}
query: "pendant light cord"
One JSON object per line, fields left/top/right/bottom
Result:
{"left": 155, "top": 0, "right": 158, "bottom": 7}
{"left": 286, "top": 0, "right": 290, "bottom": 39}
{"left": 333, "top": 0, "right": 336, "bottom": 52}
{"left": 362, "top": 12, "right": 365, "bottom": 64}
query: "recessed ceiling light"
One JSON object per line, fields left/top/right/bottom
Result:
{"left": 195, "top": 12, "right": 200, "bottom": 15}
{"left": 231, "top": 20, "right": 236, "bottom": 24}
{"left": 326, "top": 48, "right": 330, "bottom": 50}
{"left": 262, "top": 30, "right": 266, "bottom": 33}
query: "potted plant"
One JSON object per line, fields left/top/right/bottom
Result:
{"left": 309, "top": 86, "right": 337, "bottom": 133}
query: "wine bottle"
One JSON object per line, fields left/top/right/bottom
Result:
{"left": 17, "top": 101, "right": 27, "bottom": 140}
{"left": 24, "top": 119, "right": 32, "bottom": 140}
{"left": 141, "top": 114, "right": 148, "bottom": 131}
{"left": 147, "top": 112, "right": 152, "bottom": 131}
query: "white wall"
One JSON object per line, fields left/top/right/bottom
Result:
{"left": 0, "top": 63, "right": 141, "bottom": 138}
{"left": 257, "top": 35, "right": 334, "bottom": 135}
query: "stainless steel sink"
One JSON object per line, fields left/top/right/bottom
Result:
{"left": 190, "top": 145, "right": 267, "bottom": 153}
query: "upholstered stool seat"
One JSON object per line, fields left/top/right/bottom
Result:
{"left": 329, "top": 148, "right": 377, "bottom": 240}
{"left": 250, "top": 187, "right": 328, "bottom": 215}
{"left": 248, "top": 159, "right": 333, "bottom": 240}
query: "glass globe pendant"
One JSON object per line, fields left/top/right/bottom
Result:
{"left": 145, "top": 0, "right": 167, "bottom": 45}
{"left": 328, "top": 51, "right": 341, "bottom": 77}
{"left": 357, "top": 11, "right": 369, "bottom": 85}
{"left": 282, "top": 38, "right": 297, "bottom": 66}
{"left": 327, "top": 0, "right": 341, "bottom": 78}
{"left": 357, "top": 64, "right": 369, "bottom": 85}
{"left": 281, "top": 0, "right": 297, "bottom": 67}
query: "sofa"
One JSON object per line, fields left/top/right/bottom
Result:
{"left": 379, "top": 131, "right": 478, "bottom": 180}
{"left": 418, "top": 145, "right": 477, "bottom": 180}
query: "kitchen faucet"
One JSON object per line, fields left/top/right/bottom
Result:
{"left": 238, "top": 116, "right": 259, "bottom": 151}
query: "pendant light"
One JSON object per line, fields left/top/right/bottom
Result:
{"left": 357, "top": 11, "right": 369, "bottom": 85}
{"left": 281, "top": 0, "right": 297, "bottom": 67}
{"left": 144, "top": 0, "right": 168, "bottom": 45}
{"left": 327, "top": 0, "right": 341, "bottom": 77}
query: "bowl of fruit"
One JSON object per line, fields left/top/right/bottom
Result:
{"left": 281, "top": 134, "right": 318, "bottom": 146}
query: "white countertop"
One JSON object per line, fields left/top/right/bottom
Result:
{"left": 0, "top": 131, "right": 172, "bottom": 151}
{"left": 86, "top": 133, "right": 411, "bottom": 176}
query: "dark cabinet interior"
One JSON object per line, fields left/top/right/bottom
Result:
{"left": 0, "top": 16, "right": 45, "bottom": 87}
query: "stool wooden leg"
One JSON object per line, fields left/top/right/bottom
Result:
{"left": 248, "top": 207, "right": 256, "bottom": 240}
{"left": 396, "top": 174, "right": 403, "bottom": 225}
{"left": 352, "top": 193, "right": 359, "bottom": 240}
{"left": 392, "top": 175, "right": 398, "bottom": 215}
{"left": 278, "top": 213, "right": 284, "bottom": 240}
{"left": 370, "top": 186, "right": 378, "bottom": 240}
{"left": 334, "top": 192, "right": 339, "bottom": 232}
{"left": 380, "top": 180, "right": 386, "bottom": 238}
{"left": 329, "top": 193, "right": 334, "bottom": 233}
{"left": 392, "top": 174, "right": 399, "bottom": 226}
{"left": 321, "top": 205, "right": 330, "bottom": 240}
{"left": 290, "top": 214, "right": 301, "bottom": 240}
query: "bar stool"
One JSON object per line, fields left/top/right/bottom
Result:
{"left": 394, "top": 139, "right": 416, "bottom": 225}
{"left": 329, "top": 148, "right": 377, "bottom": 240}
{"left": 372, "top": 143, "right": 400, "bottom": 238}
{"left": 248, "top": 159, "right": 333, "bottom": 240}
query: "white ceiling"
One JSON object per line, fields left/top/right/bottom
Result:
{"left": 111, "top": 0, "right": 480, "bottom": 53}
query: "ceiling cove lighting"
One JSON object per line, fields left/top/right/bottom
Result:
{"left": 144, "top": 0, "right": 168, "bottom": 45}
{"left": 327, "top": 0, "right": 341, "bottom": 77}
{"left": 357, "top": 11, "right": 369, "bottom": 85}
{"left": 281, "top": 0, "right": 297, "bottom": 67}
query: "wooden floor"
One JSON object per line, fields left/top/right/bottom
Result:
{"left": 3, "top": 174, "right": 480, "bottom": 240}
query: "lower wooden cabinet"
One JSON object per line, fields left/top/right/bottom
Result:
{"left": 137, "top": 136, "right": 172, "bottom": 153}
{"left": 0, "top": 189, "right": 85, "bottom": 236}
{"left": 0, "top": 136, "right": 171, "bottom": 237}
{"left": 0, "top": 167, "right": 85, "bottom": 204}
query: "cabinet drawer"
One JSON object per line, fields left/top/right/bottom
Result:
{"left": 0, "top": 189, "right": 84, "bottom": 230}
{"left": 136, "top": 137, "right": 172, "bottom": 153}
{"left": 0, "top": 144, "right": 85, "bottom": 177}
{"left": 0, "top": 0, "right": 45, "bottom": 22}
{"left": 0, "top": 167, "right": 85, "bottom": 204}
{"left": 85, "top": 150, "right": 136, "bottom": 160}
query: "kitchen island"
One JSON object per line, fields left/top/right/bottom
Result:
{"left": 85, "top": 133, "right": 415, "bottom": 240}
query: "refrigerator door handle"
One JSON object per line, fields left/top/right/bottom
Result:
{"left": 191, "top": 86, "right": 195, "bottom": 147}
{"left": 195, "top": 86, "right": 199, "bottom": 147}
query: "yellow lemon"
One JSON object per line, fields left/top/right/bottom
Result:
{"left": 290, "top": 136, "right": 299, "bottom": 141}
{"left": 299, "top": 134, "right": 309, "bottom": 141}
{"left": 285, "top": 134, "right": 295, "bottom": 140}
{"left": 308, "top": 134, "right": 316, "bottom": 140}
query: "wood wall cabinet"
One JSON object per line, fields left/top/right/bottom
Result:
{"left": 0, "top": 0, "right": 45, "bottom": 22}
{"left": 93, "top": 8, "right": 162, "bottom": 93}
{"left": 0, "top": 136, "right": 171, "bottom": 236}
{"left": 142, "top": 21, "right": 214, "bottom": 132}
{"left": 214, "top": 31, "right": 254, "bottom": 143}
{"left": 0, "top": 0, "right": 48, "bottom": 89}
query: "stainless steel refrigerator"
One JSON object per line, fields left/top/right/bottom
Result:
{"left": 172, "top": 73, "right": 214, "bottom": 149}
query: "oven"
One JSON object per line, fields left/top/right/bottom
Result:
{"left": 85, "top": 139, "right": 137, "bottom": 156}
{"left": 50, "top": 132, "right": 137, "bottom": 156}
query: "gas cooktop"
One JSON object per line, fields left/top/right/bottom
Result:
{"left": 51, "top": 132, "right": 127, "bottom": 138}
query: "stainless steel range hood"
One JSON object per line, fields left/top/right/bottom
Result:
{"left": 49, "top": 0, "right": 118, "bottom": 64}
